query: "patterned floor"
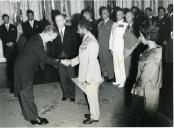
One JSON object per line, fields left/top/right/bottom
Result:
{"left": 0, "top": 82, "right": 172, "bottom": 127}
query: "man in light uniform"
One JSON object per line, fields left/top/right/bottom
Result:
{"left": 109, "top": 9, "right": 128, "bottom": 88}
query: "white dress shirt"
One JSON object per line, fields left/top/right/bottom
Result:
{"left": 5, "top": 23, "right": 10, "bottom": 31}
{"left": 29, "top": 20, "right": 34, "bottom": 28}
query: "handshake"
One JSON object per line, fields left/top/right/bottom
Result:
{"left": 55, "top": 59, "right": 71, "bottom": 67}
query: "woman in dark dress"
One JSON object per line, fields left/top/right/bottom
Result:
{"left": 131, "top": 21, "right": 162, "bottom": 126}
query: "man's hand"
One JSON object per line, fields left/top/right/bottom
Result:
{"left": 171, "top": 32, "right": 173, "bottom": 39}
{"left": 6, "top": 42, "right": 13, "bottom": 47}
{"left": 61, "top": 59, "right": 71, "bottom": 66}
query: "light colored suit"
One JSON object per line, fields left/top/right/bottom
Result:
{"left": 71, "top": 32, "right": 103, "bottom": 120}
{"left": 109, "top": 19, "right": 128, "bottom": 87}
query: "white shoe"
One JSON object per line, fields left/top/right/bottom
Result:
{"left": 118, "top": 84, "right": 125, "bottom": 88}
{"left": 112, "top": 82, "right": 120, "bottom": 86}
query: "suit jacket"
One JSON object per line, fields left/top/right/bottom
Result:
{"left": 0, "top": 23, "right": 17, "bottom": 58}
{"left": 14, "top": 35, "right": 58, "bottom": 96}
{"left": 51, "top": 26, "right": 78, "bottom": 59}
{"left": 71, "top": 32, "right": 103, "bottom": 84}
{"left": 156, "top": 16, "right": 168, "bottom": 44}
{"left": 89, "top": 19, "right": 98, "bottom": 38}
{"left": 22, "top": 20, "right": 41, "bottom": 39}
{"left": 123, "top": 24, "right": 140, "bottom": 58}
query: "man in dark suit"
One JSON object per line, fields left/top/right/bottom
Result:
{"left": 156, "top": 7, "right": 168, "bottom": 45}
{"left": 22, "top": 9, "right": 41, "bottom": 39}
{"left": 14, "top": 25, "right": 59, "bottom": 125}
{"left": 51, "top": 13, "right": 78, "bottom": 102}
{"left": 0, "top": 14, "right": 17, "bottom": 93}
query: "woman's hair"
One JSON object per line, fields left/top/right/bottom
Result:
{"left": 140, "top": 20, "right": 151, "bottom": 40}
{"left": 78, "top": 19, "right": 91, "bottom": 31}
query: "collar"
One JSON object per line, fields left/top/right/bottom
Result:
{"left": 104, "top": 18, "right": 109, "bottom": 23}
{"left": 5, "top": 23, "right": 10, "bottom": 26}
{"left": 89, "top": 19, "right": 93, "bottom": 22}
{"left": 117, "top": 19, "right": 124, "bottom": 23}
{"left": 148, "top": 15, "right": 153, "bottom": 19}
{"left": 128, "top": 22, "right": 133, "bottom": 27}
{"left": 59, "top": 26, "right": 65, "bottom": 33}
{"left": 159, "top": 15, "right": 164, "bottom": 19}
{"left": 29, "top": 20, "right": 34, "bottom": 23}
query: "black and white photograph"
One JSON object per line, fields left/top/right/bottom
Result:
{"left": 0, "top": 0, "right": 173, "bottom": 127}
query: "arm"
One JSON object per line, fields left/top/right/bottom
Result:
{"left": 85, "top": 42, "right": 99, "bottom": 83}
{"left": 136, "top": 57, "right": 160, "bottom": 89}
{"left": 37, "top": 46, "right": 59, "bottom": 66}
{"left": 109, "top": 27, "right": 113, "bottom": 51}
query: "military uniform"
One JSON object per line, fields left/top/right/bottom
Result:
{"left": 98, "top": 18, "right": 114, "bottom": 79}
{"left": 71, "top": 32, "right": 103, "bottom": 120}
{"left": 109, "top": 19, "right": 128, "bottom": 87}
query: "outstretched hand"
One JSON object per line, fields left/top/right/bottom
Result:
{"left": 61, "top": 59, "right": 71, "bottom": 66}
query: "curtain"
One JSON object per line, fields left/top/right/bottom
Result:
{"left": 0, "top": 0, "right": 173, "bottom": 24}
{"left": 70, "top": 0, "right": 84, "bottom": 16}
{"left": 94, "top": 0, "right": 107, "bottom": 19}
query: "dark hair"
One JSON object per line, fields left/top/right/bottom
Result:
{"left": 43, "top": 25, "right": 58, "bottom": 33}
{"left": 158, "top": 6, "right": 166, "bottom": 13}
{"left": 55, "top": 13, "right": 66, "bottom": 19}
{"left": 140, "top": 20, "right": 152, "bottom": 40}
{"left": 145, "top": 7, "right": 152, "bottom": 12}
{"left": 116, "top": 8, "right": 124, "bottom": 13}
{"left": 2, "top": 14, "right": 9, "bottom": 20}
{"left": 26, "top": 9, "right": 34, "bottom": 15}
{"left": 51, "top": 10, "right": 60, "bottom": 22}
{"left": 78, "top": 19, "right": 91, "bottom": 31}
{"left": 99, "top": 6, "right": 107, "bottom": 17}
{"left": 123, "top": 8, "right": 130, "bottom": 15}
{"left": 81, "top": 9, "right": 92, "bottom": 17}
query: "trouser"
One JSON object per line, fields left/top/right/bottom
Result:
{"left": 113, "top": 52, "right": 126, "bottom": 86}
{"left": 59, "top": 64, "right": 75, "bottom": 98}
{"left": 144, "top": 85, "right": 160, "bottom": 116}
{"left": 85, "top": 83, "right": 100, "bottom": 120}
{"left": 18, "top": 86, "right": 39, "bottom": 121}
{"left": 6, "top": 52, "right": 17, "bottom": 93}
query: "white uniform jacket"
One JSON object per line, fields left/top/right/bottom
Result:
{"left": 71, "top": 32, "right": 103, "bottom": 85}
{"left": 109, "top": 19, "right": 128, "bottom": 54}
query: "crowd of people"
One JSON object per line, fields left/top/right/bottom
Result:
{"left": 0, "top": 3, "right": 173, "bottom": 126}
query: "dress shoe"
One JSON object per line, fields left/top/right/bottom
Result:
{"left": 62, "top": 97, "right": 67, "bottom": 101}
{"left": 70, "top": 98, "right": 75, "bottom": 102}
{"left": 30, "top": 118, "right": 49, "bottom": 125}
{"left": 84, "top": 114, "right": 90, "bottom": 119}
{"left": 112, "top": 82, "right": 120, "bottom": 86}
{"left": 118, "top": 85, "right": 125, "bottom": 88}
{"left": 83, "top": 118, "right": 99, "bottom": 124}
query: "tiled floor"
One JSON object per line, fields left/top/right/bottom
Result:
{"left": 0, "top": 82, "right": 172, "bottom": 127}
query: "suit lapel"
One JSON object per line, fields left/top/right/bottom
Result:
{"left": 28, "top": 20, "right": 33, "bottom": 29}
{"left": 3, "top": 24, "right": 8, "bottom": 32}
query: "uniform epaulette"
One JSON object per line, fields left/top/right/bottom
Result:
{"left": 84, "top": 36, "right": 92, "bottom": 44}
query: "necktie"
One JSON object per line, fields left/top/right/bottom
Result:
{"left": 101, "top": 21, "right": 105, "bottom": 27}
{"left": 60, "top": 30, "right": 64, "bottom": 43}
